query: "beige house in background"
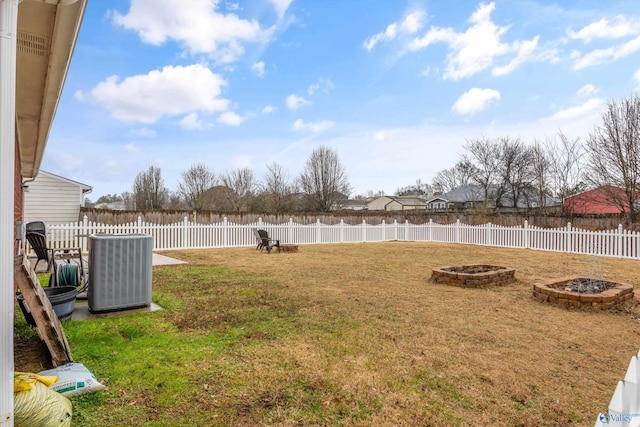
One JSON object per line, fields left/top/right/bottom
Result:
{"left": 24, "top": 170, "right": 92, "bottom": 225}
{"left": 367, "top": 196, "right": 427, "bottom": 211}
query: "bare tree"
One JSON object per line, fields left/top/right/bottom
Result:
{"left": 585, "top": 94, "right": 640, "bottom": 223}
{"left": 496, "top": 137, "right": 534, "bottom": 208}
{"left": 260, "top": 162, "right": 296, "bottom": 213}
{"left": 547, "top": 131, "right": 585, "bottom": 209}
{"left": 177, "top": 163, "right": 217, "bottom": 212}
{"left": 298, "top": 146, "right": 351, "bottom": 212}
{"left": 220, "top": 167, "right": 258, "bottom": 212}
{"left": 529, "top": 141, "right": 551, "bottom": 207}
{"left": 121, "top": 191, "right": 135, "bottom": 210}
{"left": 431, "top": 160, "right": 475, "bottom": 193}
{"left": 132, "top": 165, "right": 169, "bottom": 210}
{"left": 395, "top": 179, "right": 432, "bottom": 197}
{"left": 463, "top": 137, "right": 501, "bottom": 203}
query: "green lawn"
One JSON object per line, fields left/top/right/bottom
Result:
{"left": 16, "top": 242, "right": 640, "bottom": 426}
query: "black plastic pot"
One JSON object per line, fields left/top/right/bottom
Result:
{"left": 17, "top": 286, "right": 78, "bottom": 326}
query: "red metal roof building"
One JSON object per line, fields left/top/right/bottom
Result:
{"left": 564, "top": 186, "right": 634, "bottom": 215}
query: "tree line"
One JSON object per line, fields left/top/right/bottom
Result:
{"left": 88, "top": 94, "right": 640, "bottom": 222}
{"left": 396, "top": 94, "right": 640, "bottom": 223}
{"left": 87, "top": 146, "right": 352, "bottom": 213}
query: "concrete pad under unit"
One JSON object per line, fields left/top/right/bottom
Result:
{"left": 71, "top": 299, "right": 163, "bottom": 321}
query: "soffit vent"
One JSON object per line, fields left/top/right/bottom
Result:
{"left": 17, "top": 31, "right": 48, "bottom": 57}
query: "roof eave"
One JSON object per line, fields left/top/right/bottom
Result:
{"left": 16, "top": 0, "right": 87, "bottom": 179}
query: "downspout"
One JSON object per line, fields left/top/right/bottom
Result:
{"left": 0, "top": 1, "right": 18, "bottom": 425}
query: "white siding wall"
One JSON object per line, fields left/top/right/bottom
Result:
{"left": 24, "top": 171, "right": 89, "bottom": 225}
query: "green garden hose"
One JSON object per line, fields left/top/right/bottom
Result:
{"left": 56, "top": 264, "right": 80, "bottom": 288}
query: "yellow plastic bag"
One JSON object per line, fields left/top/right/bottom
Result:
{"left": 14, "top": 372, "right": 72, "bottom": 427}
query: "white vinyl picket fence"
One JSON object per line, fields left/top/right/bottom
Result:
{"left": 29, "top": 215, "right": 640, "bottom": 260}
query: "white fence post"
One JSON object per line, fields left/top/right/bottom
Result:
{"left": 455, "top": 219, "right": 460, "bottom": 243}
{"left": 223, "top": 217, "right": 228, "bottom": 247}
{"left": 428, "top": 218, "right": 433, "bottom": 242}
{"left": 405, "top": 220, "right": 409, "bottom": 241}
{"left": 567, "top": 222, "right": 572, "bottom": 253}
{"left": 486, "top": 223, "right": 492, "bottom": 246}
{"left": 289, "top": 218, "right": 293, "bottom": 243}
{"left": 182, "top": 216, "right": 189, "bottom": 248}
{"left": 382, "top": 220, "right": 386, "bottom": 242}
{"left": 81, "top": 215, "right": 89, "bottom": 252}
{"left": 340, "top": 219, "right": 344, "bottom": 243}
{"left": 362, "top": 220, "right": 366, "bottom": 242}
{"left": 258, "top": 217, "right": 263, "bottom": 229}
{"left": 523, "top": 220, "right": 529, "bottom": 249}
{"left": 618, "top": 224, "right": 624, "bottom": 257}
{"left": 393, "top": 219, "right": 398, "bottom": 241}
{"left": 316, "top": 219, "right": 321, "bottom": 244}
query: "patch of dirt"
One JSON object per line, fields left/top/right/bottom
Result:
{"left": 14, "top": 335, "right": 53, "bottom": 373}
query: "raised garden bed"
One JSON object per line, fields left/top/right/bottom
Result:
{"left": 431, "top": 264, "right": 516, "bottom": 288}
{"left": 533, "top": 277, "right": 634, "bottom": 310}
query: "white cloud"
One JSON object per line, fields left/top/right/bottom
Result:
{"left": 292, "top": 119, "right": 334, "bottom": 134}
{"left": 269, "top": 0, "right": 293, "bottom": 21}
{"left": 550, "top": 98, "right": 605, "bottom": 121}
{"left": 307, "top": 77, "right": 335, "bottom": 96}
{"left": 110, "top": 0, "right": 275, "bottom": 63}
{"left": 373, "top": 130, "right": 392, "bottom": 141}
{"left": 285, "top": 94, "right": 311, "bottom": 110}
{"left": 363, "top": 9, "right": 426, "bottom": 51}
{"left": 635, "top": 69, "right": 640, "bottom": 89}
{"left": 124, "top": 143, "right": 141, "bottom": 152}
{"left": 225, "top": 2, "right": 239, "bottom": 12}
{"left": 262, "top": 104, "right": 276, "bottom": 114}
{"left": 217, "top": 111, "right": 244, "bottom": 126}
{"left": 252, "top": 61, "right": 266, "bottom": 77}
{"left": 577, "top": 84, "right": 598, "bottom": 97}
{"left": 492, "top": 37, "right": 539, "bottom": 77}
{"left": 408, "top": 2, "right": 539, "bottom": 80}
{"left": 572, "top": 35, "right": 640, "bottom": 70}
{"left": 452, "top": 88, "right": 501, "bottom": 116}
{"left": 89, "top": 64, "right": 229, "bottom": 123}
{"left": 567, "top": 16, "right": 640, "bottom": 43}
{"left": 130, "top": 127, "right": 157, "bottom": 137}
{"left": 180, "top": 112, "right": 206, "bottom": 130}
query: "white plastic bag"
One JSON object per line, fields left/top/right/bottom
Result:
{"left": 39, "top": 363, "right": 106, "bottom": 398}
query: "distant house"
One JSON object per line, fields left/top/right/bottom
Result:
{"left": 94, "top": 201, "right": 125, "bottom": 210}
{"left": 428, "top": 185, "right": 560, "bottom": 210}
{"left": 367, "top": 196, "right": 427, "bottom": 211}
{"left": 426, "top": 196, "right": 451, "bottom": 210}
{"left": 564, "top": 186, "right": 638, "bottom": 215}
{"left": 24, "top": 170, "right": 92, "bottom": 225}
{"left": 337, "top": 199, "right": 368, "bottom": 210}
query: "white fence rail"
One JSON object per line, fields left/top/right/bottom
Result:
{"left": 26, "top": 216, "right": 640, "bottom": 260}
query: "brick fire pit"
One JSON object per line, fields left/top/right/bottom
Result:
{"left": 533, "top": 277, "right": 634, "bottom": 310}
{"left": 431, "top": 264, "right": 516, "bottom": 288}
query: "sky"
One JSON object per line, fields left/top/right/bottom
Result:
{"left": 43, "top": 0, "right": 640, "bottom": 200}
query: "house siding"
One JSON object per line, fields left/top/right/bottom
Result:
{"left": 367, "top": 197, "right": 393, "bottom": 211}
{"left": 24, "top": 171, "right": 91, "bottom": 225}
